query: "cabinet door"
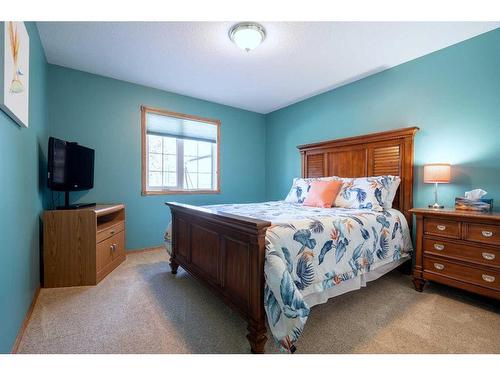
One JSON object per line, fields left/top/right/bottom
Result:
{"left": 96, "top": 230, "right": 125, "bottom": 280}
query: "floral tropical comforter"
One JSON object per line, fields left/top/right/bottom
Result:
{"left": 164, "top": 201, "right": 412, "bottom": 352}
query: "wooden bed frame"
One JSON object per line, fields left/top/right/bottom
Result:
{"left": 166, "top": 126, "right": 419, "bottom": 353}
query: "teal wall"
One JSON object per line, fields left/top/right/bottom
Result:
{"left": 266, "top": 28, "right": 500, "bottom": 210}
{"left": 48, "top": 65, "right": 267, "bottom": 250}
{"left": 0, "top": 23, "right": 48, "bottom": 353}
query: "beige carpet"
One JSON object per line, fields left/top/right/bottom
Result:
{"left": 18, "top": 248, "right": 500, "bottom": 354}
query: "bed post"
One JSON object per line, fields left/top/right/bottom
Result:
{"left": 246, "top": 232, "right": 268, "bottom": 353}
{"left": 247, "top": 320, "right": 267, "bottom": 353}
{"left": 169, "top": 258, "right": 179, "bottom": 274}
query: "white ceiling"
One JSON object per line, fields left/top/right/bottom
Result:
{"left": 37, "top": 22, "right": 499, "bottom": 114}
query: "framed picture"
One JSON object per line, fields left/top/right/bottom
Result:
{"left": 0, "top": 21, "right": 29, "bottom": 128}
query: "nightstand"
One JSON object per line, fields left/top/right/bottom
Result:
{"left": 410, "top": 208, "right": 500, "bottom": 300}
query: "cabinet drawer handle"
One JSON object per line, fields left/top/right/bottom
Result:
{"left": 482, "top": 274, "right": 495, "bottom": 283}
{"left": 482, "top": 230, "right": 493, "bottom": 238}
{"left": 482, "top": 252, "right": 496, "bottom": 261}
{"left": 113, "top": 244, "right": 117, "bottom": 252}
{"left": 433, "top": 243, "right": 445, "bottom": 251}
{"left": 436, "top": 225, "right": 446, "bottom": 231}
{"left": 433, "top": 263, "right": 445, "bottom": 270}
{"left": 110, "top": 230, "right": 116, "bottom": 235}
{"left": 109, "top": 245, "right": 114, "bottom": 253}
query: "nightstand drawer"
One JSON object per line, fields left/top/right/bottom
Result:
{"left": 424, "top": 218, "right": 460, "bottom": 239}
{"left": 465, "top": 223, "right": 500, "bottom": 246}
{"left": 424, "top": 257, "right": 500, "bottom": 291}
{"left": 423, "top": 237, "right": 500, "bottom": 268}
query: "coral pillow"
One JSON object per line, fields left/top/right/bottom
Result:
{"left": 303, "top": 180, "right": 343, "bottom": 208}
{"left": 284, "top": 176, "right": 341, "bottom": 203}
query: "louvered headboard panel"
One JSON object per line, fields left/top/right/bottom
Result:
{"left": 298, "top": 127, "right": 419, "bottom": 226}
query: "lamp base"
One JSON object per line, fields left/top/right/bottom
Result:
{"left": 428, "top": 203, "right": 444, "bottom": 209}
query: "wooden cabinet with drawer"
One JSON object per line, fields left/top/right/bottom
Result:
{"left": 410, "top": 208, "right": 500, "bottom": 300}
{"left": 424, "top": 218, "right": 461, "bottom": 239}
{"left": 465, "top": 223, "right": 500, "bottom": 246}
{"left": 43, "top": 204, "right": 126, "bottom": 288}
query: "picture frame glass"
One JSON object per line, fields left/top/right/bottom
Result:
{"left": 1, "top": 21, "right": 30, "bottom": 128}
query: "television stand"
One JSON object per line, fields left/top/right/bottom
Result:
{"left": 43, "top": 204, "right": 126, "bottom": 287}
{"left": 57, "top": 191, "right": 96, "bottom": 210}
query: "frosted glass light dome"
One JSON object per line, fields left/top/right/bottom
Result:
{"left": 229, "top": 22, "right": 266, "bottom": 51}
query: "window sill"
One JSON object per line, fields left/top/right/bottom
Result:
{"left": 142, "top": 189, "right": 221, "bottom": 196}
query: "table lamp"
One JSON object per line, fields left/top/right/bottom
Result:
{"left": 424, "top": 163, "right": 451, "bottom": 209}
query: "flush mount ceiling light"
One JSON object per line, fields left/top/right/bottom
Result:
{"left": 229, "top": 22, "right": 266, "bottom": 52}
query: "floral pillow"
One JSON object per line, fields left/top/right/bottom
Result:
{"left": 334, "top": 176, "right": 397, "bottom": 211}
{"left": 383, "top": 176, "right": 401, "bottom": 209}
{"left": 285, "top": 176, "right": 341, "bottom": 204}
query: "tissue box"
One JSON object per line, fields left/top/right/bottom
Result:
{"left": 455, "top": 197, "right": 493, "bottom": 212}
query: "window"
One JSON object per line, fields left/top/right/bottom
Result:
{"left": 141, "top": 106, "right": 220, "bottom": 195}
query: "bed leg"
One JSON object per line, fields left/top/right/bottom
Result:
{"left": 170, "top": 258, "right": 179, "bottom": 275}
{"left": 246, "top": 321, "right": 267, "bottom": 354}
{"left": 412, "top": 277, "right": 426, "bottom": 292}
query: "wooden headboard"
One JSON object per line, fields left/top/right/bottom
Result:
{"left": 297, "top": 127, "right": 419, "bottom": 226}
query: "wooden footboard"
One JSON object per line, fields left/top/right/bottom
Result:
{"left": 165, "top": 202, "right": 272, "bottom": 353}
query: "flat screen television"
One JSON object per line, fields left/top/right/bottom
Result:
{"left": 48, "top": 137, "right": 96, "bottom": 209}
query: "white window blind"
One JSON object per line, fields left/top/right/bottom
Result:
{"left": 142, "top": 107, "right": 220, "bottom": 194}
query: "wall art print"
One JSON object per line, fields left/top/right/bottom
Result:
{"left": 1, "top": 21, "right": 29, "bottom": 128}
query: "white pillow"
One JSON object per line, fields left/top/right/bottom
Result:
{"left": 334, "top": 176, "right": 397, "bottom": 211}
{"left": 285, "top": 176, "right": 340, "bottom": 204}
{"left": 383, "top": 176, "right": 401, "bottom": 209}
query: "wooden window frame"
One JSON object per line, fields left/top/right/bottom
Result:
{"left": 141, "top": 105, "right": 221, "bottom": 195}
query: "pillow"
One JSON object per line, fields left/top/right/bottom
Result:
{"left": 284, "top": 178, "right": 309, "bottom": 203}
{"left": 285, "top": 176, "right": 340, "bottom": 203}
{"left": 303, "top": 180, "right": 343, "bottom": 208}
{"left": 334, "top": 176, "right": 397, "bottom": 211}
{"left": 383, "top": 176, "right": 401, "bottom": 209}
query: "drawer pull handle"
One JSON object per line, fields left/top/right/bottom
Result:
{"left": 482, "top": 252, "right": 496, "bottom": 261}
{"left": 482, "top": 230, "right": 493, "bottom": 238}
{"left": 110, "top": 245, "right": 114, "bottom": 252}
{"left": 433, "top": 243, "right": 445, "bottom": 251}
{"left": 433, "top": 263, "right": 445, "bottom": 270}
{"left": 436, "top": 225, "right": 446, "bottom": 231}
{"left": 482, "top": 274, "right": 495, "bottom": 283}
{"left": 110, "top": 230, "right": 115, "bottom": 235}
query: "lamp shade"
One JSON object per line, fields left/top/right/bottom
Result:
{"left": 423, "top": 163, "right": 451, "bottom": 183}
